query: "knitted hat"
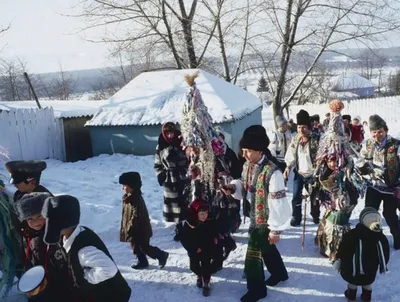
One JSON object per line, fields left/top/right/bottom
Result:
{"left": 360, "top": 207, "right": 382, "bottom": 232}
{"left": 5, "top": 161, "right": 46, "bottom": 184}
{"left": 239, "top": 125, "right": 270, "bottom": 152}
{"left": 42, "top": 195, "right": 80, "bottom": 244}
{"left": 275, "top": 115, "right": 288, "bottom": 127}
{"left": 296, "top": 110, "right": 311, "bottom": 127}
{"left": 369, "top": 114, "right": 387, "bottom": 131}
{"left": 353, "top": 115, "right": 361, "bottom": 121}
{"left": 14, "top": 192, "right": 51, "bottom": 221}
{"left": 119, "top": 172, "right": 142, "bottom": 191}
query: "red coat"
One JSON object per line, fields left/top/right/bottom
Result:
{"left": 351, "top": 124, "right": 364, "bottom": 143}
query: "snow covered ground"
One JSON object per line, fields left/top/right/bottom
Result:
{"left": 2, "top": 108, "right": 400, "bottom": 301}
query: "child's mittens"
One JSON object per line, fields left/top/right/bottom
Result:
{"left": 333, "top": 259, "right": 341, "bottom": 273}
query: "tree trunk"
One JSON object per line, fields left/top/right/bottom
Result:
{"left": 182, "top": 21, "right": 198, "bottom": 68}
{"left": 217, "top": 18, "right": 230, "bottom": 82}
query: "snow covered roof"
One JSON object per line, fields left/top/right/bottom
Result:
{"left": 0, "top": 100, "right": 106, "bottom": 118}
{"left": 86, "top": 69, "right": 262, "bottom": 126}
{"left": 331, "top": 74, "right": 375, "bottom": 91}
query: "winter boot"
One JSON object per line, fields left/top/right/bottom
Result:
{"left": 344, "top": 287, "right": 357, "bottom": 302}
{"left": 265, "top": 275, "right": 289, "bottom": 287}
{"left": 132, "top": 253, "right": 149, "bottom": 269}
{"left": 290, "top": 217, "right": 301, "bottom": 227}
{"left": 202, "top": 282, "right": 211, "bottom": 297}
{"left": 241, "top": 281, "right": 267, "bottom": 302}
{"left": 158, "top": 251, "right": 169, "bottom": 269}
{"left": 360, "top": 287, "right": 372, "bottom": 302}
{"left": 196, "top": 276, "right": 203, "bottom": 288}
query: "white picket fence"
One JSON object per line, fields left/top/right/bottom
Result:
{"left": 0, "top": 108, "right": 65, "bottom": 161}
{"left": 288, "top": 96, "right": 400, "bottom": 131}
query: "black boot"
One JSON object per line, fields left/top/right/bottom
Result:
{"left": 202, "top": 281, "right": 211, "bottom": 297}
{"left": 131, "top": 253, "right": 149, "bottom": 270}
{"left": 241, "top": 281, "right": 267, "bottom": 302}
{"left": 265, "top": 275, "right": 288, "bottom": 286}
{"left": 157, "top": 251, "right": 169, "bottom": 269}
{"left": 290, "top": 217, "right": 301, "bottom": 227}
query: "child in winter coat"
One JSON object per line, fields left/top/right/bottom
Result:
{"left": 335, "top": 207, "right": 390, "bottom": 302}
{"left": 14, "top": 193, "right": 71, "bottom": 302}
{"left": 180, "top": 199, "right": 222, "bottom": 297}
{"left": 350, "top": 116, "right": 364, "bottom": 151}
{"left": 119, "top": 172, "right": 169, "bottom": 269}
{"left": 41, "top": 194, "right": 132, "bottom": 302}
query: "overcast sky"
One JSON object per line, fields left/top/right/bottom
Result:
{"left": 1, "top": 0, "right": 400, "bottom": 75}
{"left": 0, "top": 0, "right": 110, "bottom": 74}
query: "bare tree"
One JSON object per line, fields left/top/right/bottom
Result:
{"left": 49, "top": 63, "right": 77, "bottom": 100}
{"left": 0, "top": 58, "right": 30, "bottom": 101}
{"left": 74, "top": 0, "right": 212, "bottom": 68}
{"left": 257, "top": 0, "right": 400, "bottom": 123}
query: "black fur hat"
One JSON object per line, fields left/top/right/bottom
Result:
{"left": 369, "top": 114, "right": 387, "bottom": 131}
{"left": 42, "top": 195, "right": 80, "bottom": 245}
{"left": 296, "top": 110, "right": 311, "bottom": 127}
{"left": 239, "top": 125, "right": 270, "bottom": 152}
{"left": 5, "top": 160, "right": 46, "bottom": 184}
{"left": 119, "top": 172, "right": 142, "bottom": 191}
{"left": 14, "top": 192, "right": 51, "bottom": 221}
{"left": 342, "top": 115, "right": 351, "bottom": 122}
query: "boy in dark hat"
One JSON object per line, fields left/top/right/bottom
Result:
{"left": 14, "top": 193, "right": 71, "bottom": 302}
{"left": 119, "top": 171, "right": 169, "bottom": 270}
{"left": 222, "top": 125, "right": 291, "bottom": 302}
{"left": 284, "top": 110, "right": 321, "bottom": 226}
{"left": 5, "top": 160, "right": 52, "bottom": 201}
{"left": 360, "top": 114, "right": 400, "bottom": 249}
{"left": 335, "top": 207, "right": 389, "bottom": 302}
{"left": 41, "top": 195, "right": 132, "bottom": 302}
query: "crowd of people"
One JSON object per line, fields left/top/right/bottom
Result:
{"left": 0, "top": 77, "right": 399, "bottom": 302}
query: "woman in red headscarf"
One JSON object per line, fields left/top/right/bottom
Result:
{"left": 154, "top": 122, "right": 188, "bottom": 241}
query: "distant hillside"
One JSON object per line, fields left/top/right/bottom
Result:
{"left": 28, "top": 47, "right": 400, "bottom": 98}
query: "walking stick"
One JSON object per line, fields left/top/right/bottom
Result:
{"left": 301, "top": 194, "right": 308, "bottom": 250}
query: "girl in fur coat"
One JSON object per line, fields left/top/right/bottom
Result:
{"left": 335, "top": 207, "right": 389, "bottom": 302}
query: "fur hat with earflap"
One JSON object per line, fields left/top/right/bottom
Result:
{"left": 14, "top": 192, "right": 52, "bottom": 221}
{"left": 42, "top": 195, "right": 81, "bottom": 245}
{"left": 360, "top": 207, "right": 382, "bottom": 232}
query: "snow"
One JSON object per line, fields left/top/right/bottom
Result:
{"left": 86, "top": 69, "right": 262, "bottom": 126}
{"left": 0, "top": 100, "right": 106, "bottom": 118}
{"left": 331, "top": 74, "right": 375, "bottom": 91}
{"left": 2, "top": 107, "right": 400, "bottom": 302}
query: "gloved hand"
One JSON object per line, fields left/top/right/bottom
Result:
{"left": 157, "top": 172, "right": 166, "bottom": 186}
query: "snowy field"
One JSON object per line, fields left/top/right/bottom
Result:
{"left": 2, "top": 108, "right": 400, "bottom": 301}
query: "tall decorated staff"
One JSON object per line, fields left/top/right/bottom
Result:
{"left": 314, "top": 100, "right": 355, "bottom": 261}
{"left": 180, "top": 71, "right": 225, "bottom": 203}
{"left": 0, "top": 147, "right": 23, "bottom": 297}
